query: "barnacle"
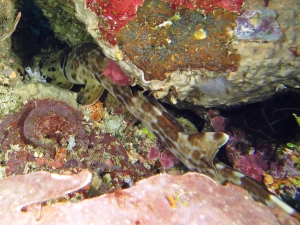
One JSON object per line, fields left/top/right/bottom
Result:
{"left": 116, "top": 0, "right": 240, "bottom": 81}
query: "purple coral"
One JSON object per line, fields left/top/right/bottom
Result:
{"left": 235, "top": 9, "right": 282, "bottom": 42}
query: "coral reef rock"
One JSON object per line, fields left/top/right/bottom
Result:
{"left": 33, "top": 0, "right": 93, "bottom": 45}
{"left": 72, "top": 0, "right": 300, "bottom": 107}
{"left": 0, "top": 171, "right": 298, "bottom": 224}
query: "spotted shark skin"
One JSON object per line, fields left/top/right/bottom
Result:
{"left": 100, "top": 76, "right": 300, "bottom": 220}
{"left": 32, "top": 43, "right": 300, "bottom": 220}
{"left": 31, "top": 43, "right": 108, "bottom": 105}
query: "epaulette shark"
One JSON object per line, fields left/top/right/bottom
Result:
{"left": 29, "top": 43, "right": 108, "bottom": 105}
{"left": 28, "top": 42, "right": 300, "bottom": 220}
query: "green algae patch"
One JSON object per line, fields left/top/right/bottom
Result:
{"left": 141, "top": 127, "right": 156, "bottom": 140}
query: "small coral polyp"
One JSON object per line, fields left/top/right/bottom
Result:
{"left": 116, "top": 0, "right": 240, "bottom": 81}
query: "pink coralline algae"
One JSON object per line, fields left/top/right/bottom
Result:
{"left": 148, "top": 146, "right": 181, "bottom": 170}
{"left": 207, "top": 109, "right": 229, "bottom": 132}
{"left": 0, "top": 170, "right": 91, "bottom": 224}
{"left": 102, "top": 58, "right": 131, "bottom": 86}
{"left": 234, "top": 151, "right": 268, "bottom": 182}
{"left": 0, "top": 171, "right": 297, "bottom": 225}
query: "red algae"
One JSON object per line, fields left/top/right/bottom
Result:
{"left": 159, "top": 149, "right": 181, "bottom": 169}
{"left": 5, "top": 151, "right": 29, "bottom": 175}
{"left": 86, "top": 0, "right": 143, "bottom": 45}
{"left": 148, "top": 146, "right": 180, "bottom": 169}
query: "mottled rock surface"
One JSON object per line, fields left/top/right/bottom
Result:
{"left": 73, "top": 0, "right": 300, "bottom": 107}
{"left": 0, "top": 171, "right": 297, "bottom": 224}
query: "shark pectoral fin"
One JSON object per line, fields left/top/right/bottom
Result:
{"left": 51, "top": 75, "right": 73, "bottom": 89}
{"left": 82, "top": 79, "right": 105, "bottom": 106}
{"left": 187, "top": 132, "right": 229, "bottom": 169}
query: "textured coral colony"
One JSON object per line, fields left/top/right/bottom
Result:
{"left": 0, "top": 0, "right": 300, "bottom": 223}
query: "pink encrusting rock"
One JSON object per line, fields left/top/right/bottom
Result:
{"left": 0, "top": 170, "right": 92, "bottom": 224}
{"left": 0, "top": 171, "right": 297, "bottom": 224}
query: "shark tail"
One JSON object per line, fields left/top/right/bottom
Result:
{"left": 215, "top": 160, "right": 300, "bottom": 220}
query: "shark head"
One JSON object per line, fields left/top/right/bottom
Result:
{"left": 30, "top": 43, "right": 108, "bottom": 105}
